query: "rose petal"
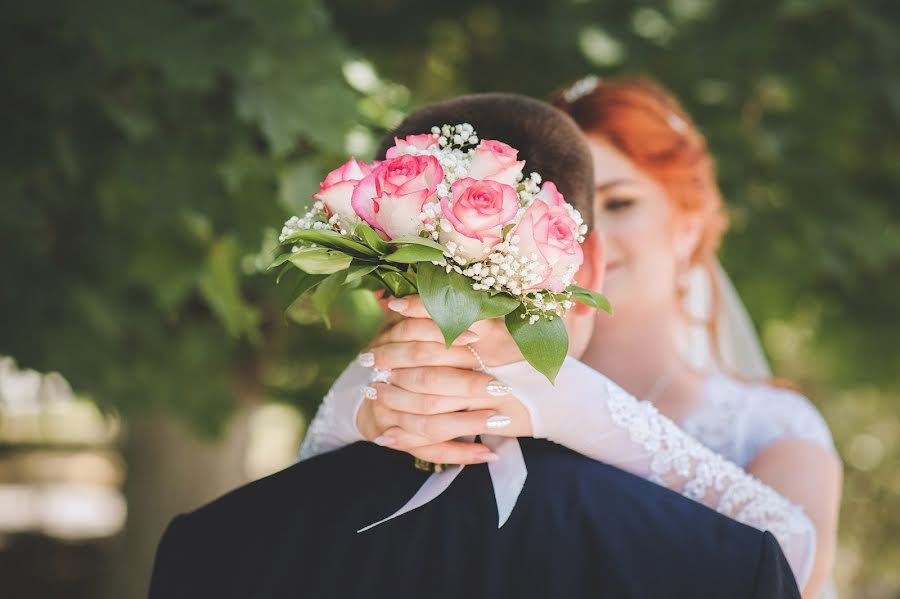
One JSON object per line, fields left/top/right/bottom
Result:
{"left": 534, "top": 181, "right": 566, "bottom": 207}
{"left": 350, "top": 173, "right": 386, "bottom": 235}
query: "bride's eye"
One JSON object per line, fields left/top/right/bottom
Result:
{"left": 604, "top": 197, "right": 635, "bottom": 212}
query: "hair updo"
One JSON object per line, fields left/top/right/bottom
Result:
{"left": 379, "top": 93, "right": 596, "bottom": 226}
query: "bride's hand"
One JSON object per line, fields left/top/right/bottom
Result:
{"left": 355, "top": 296, "right": 533, "bottom": 465}
{"left": 372, "top": 295, "right": 527, "bottom": 368}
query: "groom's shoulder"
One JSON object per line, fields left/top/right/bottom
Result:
{"left": 173, "top": 441, "right": 383, "bottom": 530}
{"left": 515, "top": 440, "right": 797, "bottom": 591}
{"left": 148, "top": 445, "right": 364, "bottom": 598}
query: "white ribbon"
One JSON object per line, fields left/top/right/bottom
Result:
{"left": 357, "top": 434, "right": 527, "bottom": 532}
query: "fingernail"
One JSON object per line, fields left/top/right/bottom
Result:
{"left": 370, "top": 368, "right": 392, "bottom": 384}
{"left": 458, "top": 331, "right": 480, "bottom": 344}
{"left": 486, "top": 379, "right": 511, "bottom": 396}
{"left": 357, "top": 352, "right": 375, "bottom": 368}
{"left": 486, "top": 415, "right": 511, "bottom": 430}
{"left": 361, "top": 386, "right": 378, "bottom": 401}
{"left": 477, "top": 452, "right": 500, "bottom": 463}
{"left": 374, "top": 435, "right": 396, "bottom": 447}
{"left": 387, "top": 298, "right": 409, "bottom": 313}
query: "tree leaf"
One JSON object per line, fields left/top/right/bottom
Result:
{"left": 312, "top": 271, "right": 347, "bottom": 328}
{"left": 418, "top": 262, "right": 482, "bottom": 346}
{"left": 281, "top": 229, "right": 378, "bottom": 257}
{"left": 199, "top": 236, "right": 260, "bottom": 341}
{"left": 288, "top": 246, "right": 352, "bottom": 274}
{"left": 478, "top": 292, "right": 520, "bottom": 320}
{"left": 384, "top": 244, "right": 445, "bottom": 263}
{"left": 505, "top": 307, "right": 568, "bottom": 384}
{"left": 354, "top": 222, "right": 390, "bottom": 254}
{"left": 567, "top": 285, "right": 613, "bottom": 314}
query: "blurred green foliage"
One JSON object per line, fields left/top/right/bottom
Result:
{"left": 0, "top": 0, "right": 383, "bottom": 435}
{"left": 2, "top": 0, "right": 899, "bottom": 593}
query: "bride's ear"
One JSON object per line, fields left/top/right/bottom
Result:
{"left": 574, "top": 230, "right": 607, "bottom": 311}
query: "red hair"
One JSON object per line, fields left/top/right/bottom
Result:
{"left": 553, "top": 77, "right": 730, "bottom": 370}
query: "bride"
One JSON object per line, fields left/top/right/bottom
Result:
{"left": 298, "top": 77, "right": 843, "bottom": 598}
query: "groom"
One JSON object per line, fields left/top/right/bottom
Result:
{"left": 148, "top": 94, "right": 801, "bottom": 599}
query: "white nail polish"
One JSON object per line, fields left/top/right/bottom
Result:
{"left": 486, "top": 415, "right": 511, "bottom": 429}
{"left": 362, "top": 386, "right": 377, "bottom": 400}
{"left": 357, "top": 352, "right": 375, "bottom": 368}
{"left": 370, "top": 368, "right": 392, "bottom": 384}
{"left": 486, "top": 379, "right": 511, "bottom": 396}
{"left": 478, "top": 453, "right": 500, "bottom": 462}
{"left": 387, "top": 298, "right": 408, "bottom": 312}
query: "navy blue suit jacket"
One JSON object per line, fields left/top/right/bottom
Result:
{"left": 149, "top": 439, "right": 800, "bottom": 598}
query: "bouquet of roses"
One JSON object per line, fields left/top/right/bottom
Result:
{"left": 271, "top": 124, "right": 609, "bottom": 383}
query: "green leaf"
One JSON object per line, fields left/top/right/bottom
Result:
{"left": 478, "top": 292, "right": 520, "bottom": 320}
{"left": 356, "top": 274, "right": 387, "bottom": 292}
{"left": 384, "top": 244, "right": 445, "bottom": 263}
{"left": 268, "top": 252, "right": 295, "bottom": 270}
{"left": 567, "top": 285, "right": 613, "bottom": 314}
{"left": 281, "top": 229, "right": 378, "bottom": 257}
{"left": 275, "top": 263, "right": 293, "bottom": 284}
{"left": 354, "top": 222, "right": 390, "bottom": 254}
{"left": 286, "top": 271, "right": 327, "bottom": 309}
{"left": 418, "top": 262, "right": 482, "bottom": 346}
{"left": 345, "top": 262, "right": 378, "bottom": 284}
{"left": 391, "top": 235, "right": 447, "bottom": 252}
{"left": 505, "top": 307, "right": 568, "bottom": 383}
{"left": 312, "top": 271, "right": 347, "bottom": 328}
{"left": 199, "top": 237, "right": 260, "bottom": 342}
{"left": 377, "top": 269, "right": 418, "bottom": 297}
{"left": 288, "top": 246, "right": 352, "bottom": 274}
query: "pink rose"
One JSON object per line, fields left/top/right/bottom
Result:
{"left": 351, "top": 154, "right": 443, "bottom": 239}
{"left": 439, "top": 177, "right": 519, "bottom": 261}
{"left": 385, "top": 133, "right": 439, "bottom": 158}
{"left": 312, "top": 158, "right": 375, "bottom": 229}
{"left": 467, "top": 140, "right": 525, "bottom": 187}
{"left": 533, "top": 181, "right": 566, "bottom": 207}
{"left": 512, "top": 200, "right": 584, "bottom": 292}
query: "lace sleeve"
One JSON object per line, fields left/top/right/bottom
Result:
{"left": 297, "top": 359, "right": 371, "bottom": 461}
{"left": 490, "top": 357, "right": 817, "bottom": 588}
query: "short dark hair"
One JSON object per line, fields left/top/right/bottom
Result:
{"left": 378, "top": 93, "right": 594, "bottom": 225}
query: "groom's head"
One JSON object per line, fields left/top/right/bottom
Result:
{"left": 378, "top": 93, "right": 595, "bottom": 225}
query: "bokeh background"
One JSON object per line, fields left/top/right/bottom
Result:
{"left": 2, "top": 1, "right": 899, "bottom": 597}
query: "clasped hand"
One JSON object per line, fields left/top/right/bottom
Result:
{"left": 355, "top": 295, "right": 534, "bottom": 465}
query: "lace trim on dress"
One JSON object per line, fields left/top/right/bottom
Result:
{"left": 604, "top": 379, "right": 813, "bottom": 554}
{"left": 298, "top": 388, "right": 344, "bottom": 460}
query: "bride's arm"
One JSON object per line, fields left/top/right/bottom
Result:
{"left": 296, "top": 359, "right": 370, "bottom": 460}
